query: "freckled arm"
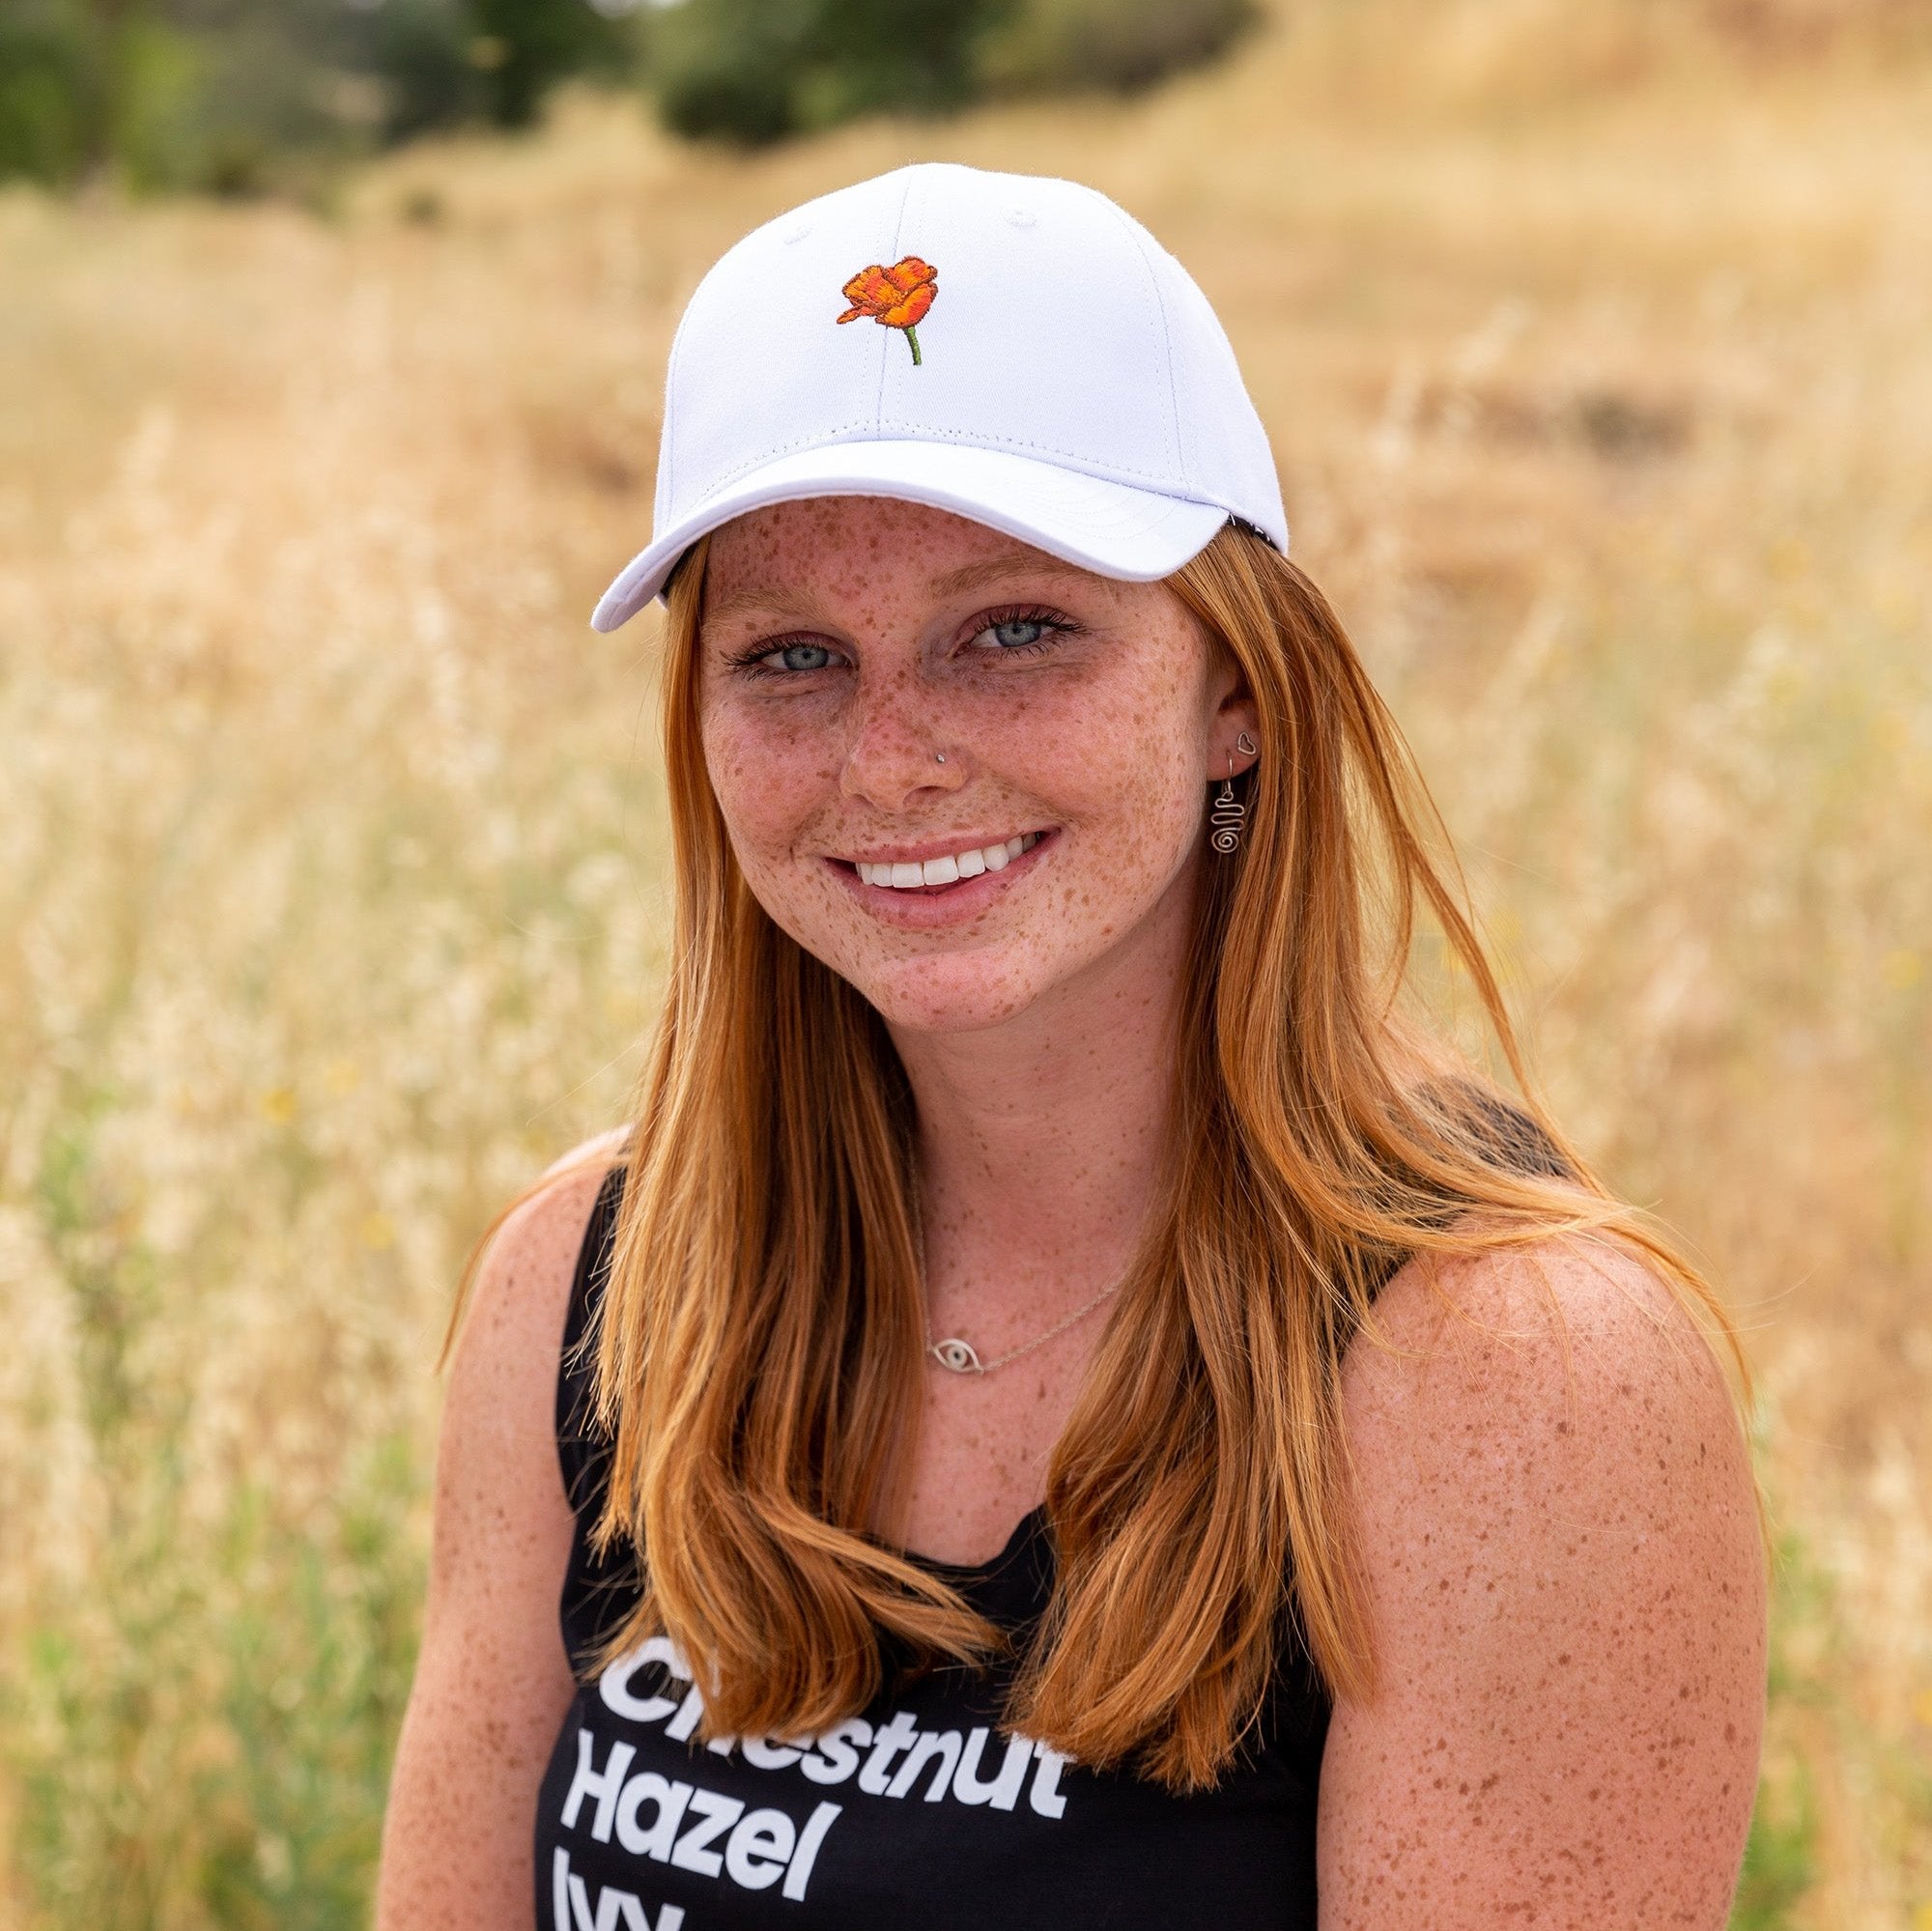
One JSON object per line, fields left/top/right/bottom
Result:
{"left": 1317, "top": 1236, "right": 1768, "bottom": 1929}
{"left": 373, "top": 1157, "right": 606, "bottom": 1928}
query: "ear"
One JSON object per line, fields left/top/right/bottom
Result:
{"left": 1207, "top": 660, "right": 1261, "bottom": 782}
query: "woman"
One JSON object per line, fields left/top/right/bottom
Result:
{"left": 377, "top": 163, "right": 1766, "bottom": 1928}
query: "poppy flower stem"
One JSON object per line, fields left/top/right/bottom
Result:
{"left": 903, "top": 327, "right": 923, "bottom": 367}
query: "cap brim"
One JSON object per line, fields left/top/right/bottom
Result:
{"left": 588, "top": 440, "right": 1231, "bottom": 633}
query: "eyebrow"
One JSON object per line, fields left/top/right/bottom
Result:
{"left": 926, "top": 552, "right": 1097, "bottom": 599}
{"left": 699, "top": 549, "right": 1096, "bottom": 637}
{"left": 700, "top": 584, "right": 834, "bottom": 634}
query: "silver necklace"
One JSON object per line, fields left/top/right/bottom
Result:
{"left": 924, "top": 1274, "right": 1126, "bottom": 1376}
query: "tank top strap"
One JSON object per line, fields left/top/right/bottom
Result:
{"left": 555, "top": 1162, "right": 626, "bottom": 1509}
{"left": 555, "top": 1161, "right": 637, "bottom": 1669}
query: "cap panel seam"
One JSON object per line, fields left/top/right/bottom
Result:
{"left": 658, "top": 267, "right": 710, "bottom": 522}
{"left": 1098, "top": 198, "right": 1185, "bottom": 488}
{"left": 876, "top": 169, "right": 920, "bottom": 430}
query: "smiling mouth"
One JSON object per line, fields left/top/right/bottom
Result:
{"left": 841, "top": 831, "right": 1044, "bottom": 892}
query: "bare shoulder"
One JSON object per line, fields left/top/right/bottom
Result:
{"left": 449, "top": 1122, "right": 634, "bottom": 1400}
{"left": 434, "top": 1122, "right": 635, "bottom": 1600}
{"left": 1321, "top": 1234, "right": 1767, "bottom": 1929}
{"left": 537, "top": 1121, "right": 634, "bottom": 1185}
{"left": 1341, "top": 1229, "right": 1746, "bottom": 1462}
{"left": 374, "top": 1126, "right": 634, "bottom": 1927}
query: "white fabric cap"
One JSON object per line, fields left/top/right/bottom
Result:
{"left": 590, "top": 161, "right": 1286, "bottom": 632}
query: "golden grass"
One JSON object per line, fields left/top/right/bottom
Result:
{"left": 1, "top": 0, "right": 1927, "bottom": 1921}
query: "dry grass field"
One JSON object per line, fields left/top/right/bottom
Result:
{"left": 2, "top": 0, "right": 1928, "bottom": 1922}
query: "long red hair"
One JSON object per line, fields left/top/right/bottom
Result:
{"left": 459, "top": 524, "right": 1747, "bottom": 1790}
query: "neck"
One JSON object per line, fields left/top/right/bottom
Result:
{"left": 887, "top": 901, "right": 1190, "bottom": 1327}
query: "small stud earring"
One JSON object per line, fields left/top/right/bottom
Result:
{"left": 1236, "top": 729, "right": 1257, "bottom": 757}
{"left": 1209, "top": 753, "right": 1248, "bottom": 854}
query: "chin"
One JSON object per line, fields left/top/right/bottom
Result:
{"left": 835, "top": 950, "right": 1064, "bottom": 1037}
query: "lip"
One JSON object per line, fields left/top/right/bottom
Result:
{"left": 832, "top": 829, "right": 1054, "bottom": 867}
{"left": 823, "top": 827, "right": 1058, "bottom": 926}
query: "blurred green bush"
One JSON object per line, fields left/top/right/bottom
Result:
{"left": 649, "top": 0, "right": 1260, "bottom": 145}
{"left": 650, "top": 0, "right": 1001, "bottom": 144}
{"left": 468, "top": 0, "right": 642, "bottom": 128}
{"left": 0, "top": 0, "right": 1260, "bottom": 193}
{"left": 975, "top": 0, "right": 1260, "bottom": 98}
{"left": 0, "top": 0, "right": 642, "bottom": 194}
{"left": 0, "top": 2, "right": 98, "bottom": 185}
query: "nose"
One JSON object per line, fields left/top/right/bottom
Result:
{"left": 838, "top": 673, "right": 967, "bottom": 810}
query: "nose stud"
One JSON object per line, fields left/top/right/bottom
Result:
{"left": 934, "top": 752, "right": 947, "bottom": 764}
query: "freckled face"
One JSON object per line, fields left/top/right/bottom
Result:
{"left": 696, "top": 497, "right": 1248, "bottom": 1034}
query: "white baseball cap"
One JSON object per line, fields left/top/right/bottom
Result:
{"left": 589, "top": 160, "right": 1287, "bottom": 632}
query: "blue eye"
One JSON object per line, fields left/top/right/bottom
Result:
{"left": 989, "top": 618, "right": 1048, "bottom": 649}
{"left": 768, "top": 641, "right": 835, "bottom": 671}
{"left": 720, "top": 633, "right": 851, "bottom": 680}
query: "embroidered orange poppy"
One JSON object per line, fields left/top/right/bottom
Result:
{"left": 837, "top": 256, "right": 939, "bottom": 365}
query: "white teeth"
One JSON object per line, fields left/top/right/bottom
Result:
{"left": 854, "top": 833, "right": 1043, "bottom": 888}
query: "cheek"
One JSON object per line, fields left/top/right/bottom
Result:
{"left": 1092, "top": 735, "right": 1205, "bottom": 916}
{"left": 703, "top": 712, "right": 854, "bottom": 960}
{"left": 1049, "top": 671, "right": 1208, "bottom": 853}
{"left": 700, "top": 701, "right": 836, "bottom": 856}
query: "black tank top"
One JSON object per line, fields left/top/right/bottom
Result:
{"left": 535, "top": 1101, "right": 1568, "bottom": 1929}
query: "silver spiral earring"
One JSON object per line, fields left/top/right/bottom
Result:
{"left": 1209, "top": 731, "right": 1258, "bottom": 855}
{"left": 1208, "top": 767, "right": 1245, "bottom": 853}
